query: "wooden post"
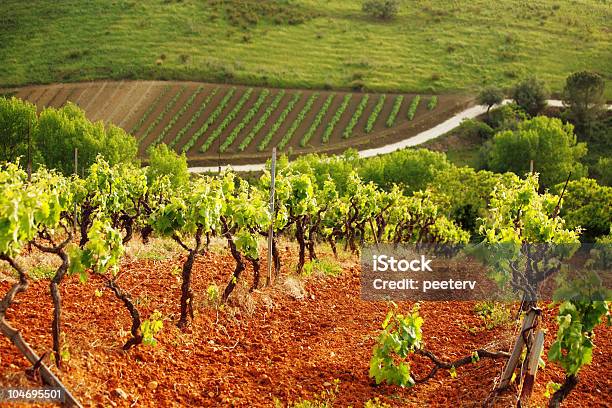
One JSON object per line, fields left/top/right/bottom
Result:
{"left": 519, "top": 330, "right": 545, "bottom": 406}
{"left": 27, "top": 122, "right": 32, "bottom": 182}
{"left": 73, "top": 148, "right": 78, "bottom": 232}
{"left": 267, "top": 148, "right": 277, "bottom": 284}
{"left": 498, "top": 307, "right": 539, "bottom": 389}
{"left": 530, "top": 160, "right": 534, "bottom": 174}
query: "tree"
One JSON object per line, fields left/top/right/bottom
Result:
{"left": 362, "top": 0, "right": 400, "bottom": 20}
{"left": 552, "top": 178, "right": 612, "bottom": 241}
{"left": 34, "top": 103, "right": 137, "bottom": 175}
{"left": 478, "top": 87, "right": 504, "bottom": 115}
{"left": 563, "top": 71, "right": 606, "bottom": 130}
{"left": 486, "top": 116, "right": 587, "bottom": 188}
{"left": 146, "top": 143, "right": 189, "bottom": 189}
{"left": 512, "top": 77, "right": 548, "bottom": 116}
{"left": 0, "top": 97, "right": 38, "bottom": 164}
{"left": 594, "top": 157, "right": 612, "bottom": 187}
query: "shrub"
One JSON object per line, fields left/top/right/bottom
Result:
{"left": 0, "top": 96, "right": 38, "bottom": 164}
{"left": 486, "top": 103, "right": 528, "bottom": 130}
{"left": 552, "top": 178, "right": 612, "bottom": 241}
{"left": 362, "top": 0, "right": 400, "bottom": 20}
{"left": 34, "top": 102, "right": 137, "bottom": 175}
{"left": 485, "top": 116, "right": 587, "bottom": 187}
{"left": 563, "top": 71, "right": 606, "bottom": 130}
{"left": 511, "top": 77, "right": 548, "bottom": 116}
{"left": 146, "top": 144, "right": 189, "bottom": 189}
{"left": 478, "top": 87, "right": 504, "bottom": 114}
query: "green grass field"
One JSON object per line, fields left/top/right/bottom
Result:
{"left": 1, "top": 0, "right": 610, "bottom": 96}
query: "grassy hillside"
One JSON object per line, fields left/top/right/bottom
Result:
{"left": 1, "top": 0, "right": 610, "bottom": 96}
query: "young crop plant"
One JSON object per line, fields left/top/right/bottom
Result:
{"left": 386, "top": 95, "right": 404, "bottom": 127}
{"left": 151, "top": 86, "right": 204, "bottom": 147}
{"left": 427, "top": 96, "right": 438, "bottom": 110}
{"left": 201, "top": 88, "right": 254, "bottom": 153}
{"left": 139, "top": 86, "right": 186, "bottom": 143}
{"left": 130, "top": 85, "right": 171, "bottom": 135}
{"left": 365, "top": 94, "right": 386, "bottom": 133}
{"left": 220, "top": 89, "right": 269, "bottom": 152}
{"left": 168, "top": 87, "right": 219, "bottom": 148}
{"left": 277, "top": 92, "right": 319, "bottom": 150}
{"left": 238, "top": 90, "right": 285, "bottom": 152}
{"left": 182, "top": 87, "right": 236, "bottom": 153}
{"left": 300, "top": 94, "right": 334, "bottom": 147}
{"left": 149, "top": 88, "right": 199, "bottom": 147}
{"left": 322, "top": 94, "right": 351, "bottom": 143}
{"left": 258, "top": 92, "right": 302, "bottom": 151}
{"left": 343, "top": 94, "right": 369, "bottom": 138}
{"left": 407, "top": 95, "right": 420, "bottom": 120}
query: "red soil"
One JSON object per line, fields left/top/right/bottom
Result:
{"left": 0, "top": 250, "right": 609, "bottom": 407}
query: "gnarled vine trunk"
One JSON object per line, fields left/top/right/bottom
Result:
{"left": 106, "top": 279, "right": 143, "bottom": 350}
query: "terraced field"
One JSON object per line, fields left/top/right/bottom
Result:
{"left": 7, "top": 81, "right": 471, "bottom": 165}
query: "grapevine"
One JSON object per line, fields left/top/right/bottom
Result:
{"left": 200, "top": 88, "right": 253, "bottom": 153}
{"left": 182, "top": 87, "right": 236, "bottom": 153}
{"left": 277, "top": 92, "right": 319, "bottom": 150}
{"left": 386, "top": 95, "right": 404, "bottom": 127}
{"left": 220, "top": 89, "right": 269, "bottom": 152}
{"left": 300, "top": 94, "right": 334, "bottom": 147}
{"left": 343, "top": 94, "right": 369, "bottom": 138}
{"left": 238, "top": 90, "right": 285, "bottom": 152}
{"left": 407, "top": 95, "right": 420, "bottom": 120}
{"left": 130, "top": 85, "right": 170, "bottom": 135}
{"left": 151, "top": 86, "right": 204, "bottom": 147}
{"left": 168, "top": 87, "right": 219, "bottom": 148}
{"left": 257, "top": 92, "right": 302, "bottom": 151}
{"left": 139, "top": 86, "right": 186, "bottom": 143}
{"left": 365, "top": 94, "right": 385, "bottom": 133}
{"left": 322, "top": 94, "right": 351, "bottom": 143}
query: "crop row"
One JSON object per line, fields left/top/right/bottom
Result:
{"left": 300, "top": 94, "right": 334, "bottom": 147}
{"left": 343, "top": 95, "right": 369, "bottom": 139}
{"left": 151, "top": 86, "right": 204, "bottom": 147}
{"left": 131, "top": 85, "right": 170, "bottom": 135}
{"left": 220, "top": 89, "right": 270, "bottom": 152}
{"left": 365, "top": 95, "right": 386, "bottom": 133}
{"left": 277, "top": 93, "right": 319, "bottom": 150}
{"left": 181, "top": 87, "right": 236, "bottom": 153}
{"left": 238, "top": 91, "right": 285, "bottom": 152}
{"left": 427, "top": 96, "right": 438, "bottom": 110}
{"left": 168, "top": 88, "right": 218, "bottom": 149}
{"left": 322, "top": 94, "right": 351, "bottom": 143}
{"left": 140, "top": 86, "right": 186, "bottom": 143}
{"left": 407, "top": 95, "right": 420, "bottom": 120}
{"left": 201, "top": 88, "right": 254, "bottom": 153}
{"left": 386, "top": 95, "right": 404, "bottom": 128}
{"left": 258, "top": 92, "right": 302, "bottom": 152}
